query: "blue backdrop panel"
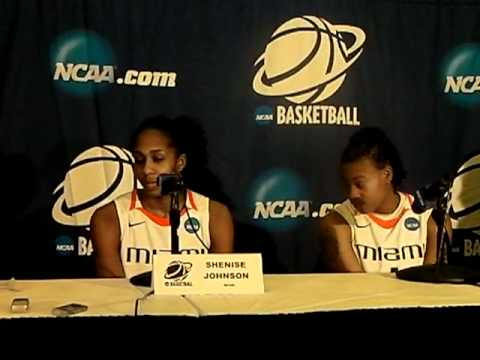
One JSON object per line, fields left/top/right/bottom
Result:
{"left": 1, "top": 0, "right": 480, "bottom": 278}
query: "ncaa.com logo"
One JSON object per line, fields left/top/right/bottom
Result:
{"left": 50, "top": 30, "right": 177, "bottom": 96}
{"left": 247, "top": 168, "right": 337, "bottom": 232}
{"left": 441, "top": 43, "right": 480, "bottom": 107}
{"left": 253, "top": 16, "right": 365, "bottom": 127}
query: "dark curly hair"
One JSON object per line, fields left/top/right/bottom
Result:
{"left": 130, "top": 114, "right": 231, "bottom": 206}
{"left": 130, "top": 114, "right": 208, "bottom": 181}
{"left": 341, "top": 127, "right": 407, "bottom": 189}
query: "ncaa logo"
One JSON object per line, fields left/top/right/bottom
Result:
{"left": 52, "top": 145, "right": 135, "bottom": 226}
{"left": 248, "top": 168, "right": 311, "bottom": 232}
{"left": 441, "top": 43, "right": 480, "bottom": 107}
{"left": 184, "top": 217, "right": 200, "bottom": 233}
{"left": 55, "top": 235, "right": 75, "bottom": 256}
{"left": 404, "top": 217, "right": 420, "bottom": 231}
{"left": 164, "top": 261, "right": 192, "bottom": 282}
{"left": 254, "top": 106, "right": 274, "bottom": 125}
{"left": 253, "top": 16, "right": 365, "bottom": 104}
{"left": 50, "top": 30, "right": 115, "bottom": 96}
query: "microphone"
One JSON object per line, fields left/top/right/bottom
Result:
{"left": 411, "top": 175, "right": 451, "bottom": 214}
{"left": 157, "top": 173, "right": 184, "bottom": 195}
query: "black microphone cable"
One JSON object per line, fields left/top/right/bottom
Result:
{"left": 185, "top": 205, "right": 210, "bottom": 252}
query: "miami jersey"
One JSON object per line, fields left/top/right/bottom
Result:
{"left": 114, "top": 190, "right": 211, "bottom": 279}
{"left": 334, "top": 192, "right": 432, "bottom": 273}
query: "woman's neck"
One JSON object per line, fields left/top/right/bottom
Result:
{"left": 138, "top": 190, "right": 186, "bottom": 217}
{"left": 375, "top": 190, "right": 400, "bottom": 215}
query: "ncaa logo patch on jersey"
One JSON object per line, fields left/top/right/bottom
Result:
{"left": 184, "top": 217, "right": 201, "bottom": 233}
{"left": 404, "top": 217, "right": 420, "bottom": 231}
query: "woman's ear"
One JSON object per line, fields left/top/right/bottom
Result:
{"left": 176, "top": 154, "right": 187, "bottom": 173}
{"left": 384, "top": 165, "right": 393, "bottom": 183}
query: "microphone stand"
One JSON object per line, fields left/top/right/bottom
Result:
{"left": 432, "top": 191, "right": 450, "bottom": 268}
{"left": 129, "top": 178, "right": 183, "bottom": 287}
{"left": 170, "top": 190, "right": 181, "bottom": 255}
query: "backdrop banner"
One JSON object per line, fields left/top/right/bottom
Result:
{"left": 1, "top": 0, "right": 480, "bottom": 278}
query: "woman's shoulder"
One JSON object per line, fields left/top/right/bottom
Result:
{"left": 208, "top": 198, "right": 231, "bottom": 215}
{"left": 91, "top": 192, "right": 133, "bottom": 221}
{"left": 89, "top": 201, "right": 120, "bottom": 233}
{"left": 319, "top": 208, "right": 349, "bottom": 229}
{"left": 321, "top": 199, "right": 355, "bottom": 226}
{"left": 91, "top": 201, "right": 117, "bottom": 220}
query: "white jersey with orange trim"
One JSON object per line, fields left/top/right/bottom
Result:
{"left": 334, "top": 192, "right": 433, "bottom": 273}
{"left": 114, "top": 190, "right": 211, "bottom": 279}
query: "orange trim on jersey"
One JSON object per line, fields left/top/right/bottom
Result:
{"left": 138, "top": 207, "right": 190, "bottom": 226}
{"left": 367, "top": 208, "right": 408, "bottom": 229}
{"left": 130, "top": 190, "right": 193, "bottom": 227}
{"left": 406, "top": 193, "right": 414, "bottom": 206}
{"left": 187, "top": 190, "right": 198, "bottom": 211}
{"left": 139, "top": 208, "right": 171, "bottom": 226}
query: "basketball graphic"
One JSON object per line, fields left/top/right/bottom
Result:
{"left": 253, "top": 16, "right": 365, "bottom": 104}
{"left": 52, "top": 145, "right": 135, "bottom": 226}
{"left": 164, "top": 260, "right": 192, "bottom": 281}
{"left": 450, "top": 153, "right": 480, "bottom": 231}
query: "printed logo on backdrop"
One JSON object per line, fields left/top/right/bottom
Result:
{"left": 50, "top": 30, "right": 177, "bottom": 96}
{"left": 450, "top": 152, "right": 480, "bottom": 231}
{"left": 252, "top": 16, "right": 365, "bottom": 126}
{"left": 55, "top": 235, "right": 75, "bottom": 256}
{"left": 255, "top": 106, "right": 274, "bottom": 126}
{"left": 52, "top": 145, "right": 135, "bottom": 256}
{"left": 441, "top": 43, "right": 480, "bottom": 107}
{"left": 247, "top": 168, "right": 337, "bottom": 232}
{"left": 445, "top": 152, "right": 480, "bottom": 267}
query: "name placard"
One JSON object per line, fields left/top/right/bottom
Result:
{"left": 152, "top": 253, "right": 264, "bottom": 295}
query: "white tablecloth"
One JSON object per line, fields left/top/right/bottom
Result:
{"left": 2, "top": 273, "right": 480, "bottom": 318}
